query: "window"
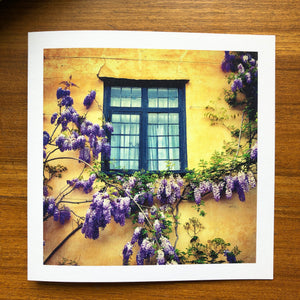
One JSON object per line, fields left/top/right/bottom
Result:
{"left": 100, "top": 77, "right": 188, "bottom": 172}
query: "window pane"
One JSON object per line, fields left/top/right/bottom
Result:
{"left": 169, "top": 125, "right": 179, "bottom": 135}
{"left": 148, "top": 111, "right": 180, "bottom": 171}
{"left": 158, "top": 88, "right": 168, "bottom": 97}
{"left": 169, "top": 97, "right": 178, "bottom": 108}
{"left": 148, "top": 113, "right": 157, "bottom": 124}
{"left": 110, "top": 114, "right": 140, "bottom": 170}
{"left": 158, "top": 98, "right": 168, "bottom": 108}
{"left": 111, "top": 87, "right": 121, "bottom": 97}
{"left": 158, "top": 136, "right": 168, "bottom": 147}
{"left": 158, "top": 160, "right": 168, "bottom": 171}
{"left": 168, "top": 88, "right": 178, "bottom": 98}
{"left": 111, "top": 97, "right": 120, "bottom": 107}
{"left": 169, "top": 136, "right": 179, "bottom": 147}
{"left": 111, "top": 135, "right": 120, "bottom": 147}
{"left": 158, "top": 148, "right": 168, "bottom": 160}
{"left": 149, "top": 98, "right": 157, "bottom": 107}
{"left": 158, "top": 113, "right": 168, "bottom": 124}
{"left": 112, "top": 114, "right": 120, "bottom": 122}
{"left": 148, "top": 88, "right": 157, "bottom": 98}
{"left": 169, "top": 113, "right": 179, "bottom": 123}
{"left": 169, "top": 148, "right": 179, "bottom": 159}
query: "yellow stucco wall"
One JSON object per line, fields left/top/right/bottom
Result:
{"left": 43, "top": 48, "right": 256, "bottom": 265}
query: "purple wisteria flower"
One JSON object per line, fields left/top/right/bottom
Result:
{"left": 212, "top": 182, "right": 225, "bottom": 201}
{"left": 79, "top": 147, "right": 91, "bottom": 163}
{"left": 136, "top": 238, "right": 155, "bottom": 265}
{"left": 160, "top": 236, "right": 179, "bottom": 263}
{"left": 56, "top": 87, "right": 70, "bottom": 99}
{"left": 224, "top": 250, "right": 237, "bottom": 263}
{"left": 245, "top": 72, "right": 251, "bottom": 84}
{"left": 111, "top": 196, "right": 131, "bottom": 226}
{"left": 81, "top": 192, "right": 112, "bottom": 239}
{"left": 53, "top": 207, "right": 71, "bottom": 224}
{"left": 51, "top": 112, "right": 58, "bottom": 124}
{"left": 231, "top": 78, "right": 243, "bottom": 92}
{"left": 194, "top": 187, "right": 201, "bottom": 205}
{"left": 250, "top": 142, "right": 257, "bottom": 161}
{"left": 122, "top": 242, "right": 133, "bottom": 265}
{"left": 156, "top": 249, "right": 166, "bottom": 265}
{"left": 221, "top": 51, "right": 236, "bottom": 73}
{"left": 138, "top": 212, "right": 145, "bottom": 224}
{"left": 83, "top": 90, "right": 96, "bottom": 109}
{"left": 131, "top": 227, "right": 144, "bottom": 245}
{"left": 43, "top": 131, "right": 50, "bottom": 147}
{"left": 237, "top": 63, "right": 245, "bottom": 74}
{"left": 104, "top": 122, "right": 114, "bottom": 134}
{"left": 154, "top": 219, "right": 162, "bottom": 235}
{"left": 156, "top": 176, "right": 181, "bottom": 206}
{"left": 67, "top": 173, "right": 97, "bottom": 194}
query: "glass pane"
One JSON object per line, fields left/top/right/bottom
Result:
{"left": 158, "top": 148, "right": 168, "bottom": 160}
{"left": 111, "top": 135, "right": 120, "bottom": 147}
{"left": 148, "top": 125, "right": 157, "bottom": 136}
{"left": 111, "top": 87, "right": 121, "bottom": 97}
{"left": 149, "top": 98, "right": 157, "bottom": 108}
{"left": 158, "top": 98, "right": 168, "bottom": 108}
{"left": 168, "top": 88, "right": 178, "bottom": 98}
{"left": 111, "top": 97, "right": 120, "bottom": 107}
{"left": 169, "top": 113, "right": 179, "bottom": 123}
{"left": 157, "top": 125, "right": 168, "bottom": 136}
{"left": 148, "top": 136, "right": 157, "bottom": 148}
{"left": 131, "top": 115, "right": 140, "bottom": 123}
{"left": 148, "top": 113, "right": 157, "bottom": 124}
{"left": 148, "top": 88, "right": 157, "bottom": 98}
{"left": 158, "top": 161, "right": 168, "bottom": 171}
{"left": 158, "top": 88, "right": 168, "bottom": 97}
{"left": 121, "top": 115, "right": 130, "bottom": 123}
{"left": 130, "top": 160, "right": 139, "bottom": 170}
{"left": 169, "top": 97, "right": 178, "bottom": 108}
{"left": 148, "top": 148, "right": 157, "bottom": 160}
{"left": 110, "top": 147, "right": 119, "bottom": 160}
{"left": 121, "top": 87, "right": 131, "bottom": 98}
{"left": 148, "top": 160, "right": 158, "bottom": 171}
{"left": 169, "top": 148, "right": 179, "bottom": 159}
{"left": 120, "top": 160, "right": 129, "bottom": 169}
{"left": 112, "top": 114, "right": 120, "bottom": 122}
{"left": 130, "top": 124, "right": 139, "bottom": 135}
{"left": 169, "top": 125, "right": 179, "bottom": 135}
{"left": 158, "top": 114, "right": 168, "bottom": 124}
{"left": 169, "top": 136, "right": 179, "bottom": 147}
{"left": 158, "top": 136, "right": 168, "bottom": 147}
{"left": 110, "top": 160, "right": 120, "bottom": 169}
{"left": 124, "top": 135, "right": 130, "bottom": 147}
{"left": 121, "top": 97, "right": 131, "bottom": 107}
{"left": 131, "top": 97, "right": 141, "bottom": 107}
{"left": 124, "top": 124, "right": 130, "bottom": 135}
{"left": 131, "top": 87, "right": 141, "bottom": 98}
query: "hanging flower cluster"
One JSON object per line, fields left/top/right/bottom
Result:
{"left": 43, "top": 86, "right": 113, "bottom": 165}
{"left": 67, "top": 173, "right": 97, "bottom": 194}
{"left": 193, "top": 171, "right": 256, "bottom": 203}
{"left": 156, "top": 175, "right": 183, "bottom": 205}
{"left": 221, "top": 51, "right": 258, "bottom": 122}
{"left": 43, "top": 197, "right": 71, "bottom": 224}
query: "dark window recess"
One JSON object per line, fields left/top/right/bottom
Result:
{"left": 100, "top": 77, "right": 188, "bottom": 172}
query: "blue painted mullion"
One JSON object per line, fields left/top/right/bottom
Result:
{"left": 178, "top": 87, "right": 187, "bottom": 171}
{"left": 140, "top": 87, "right": 148, "bottom": 171}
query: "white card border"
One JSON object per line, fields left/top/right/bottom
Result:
{"left": 28, "top": 30, "right": 275, "bottom": 282}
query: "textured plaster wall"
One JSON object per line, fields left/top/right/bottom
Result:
{"left": 43, "top": 48, "right": 256, "bottom": 265}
